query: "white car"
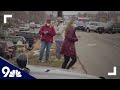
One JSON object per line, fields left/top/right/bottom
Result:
{"left": 85, "top": 22, "right": 104, "bottom": 33}
{"left": 35, "top": 24, "right": 41, "bottom": 28}
{"left": 30, "top": 22, "right": 35, "bottom": 28}
{"left": 19, "top": 24, "right": 30, "bottom": 31}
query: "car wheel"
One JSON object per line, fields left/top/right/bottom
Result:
{"left": 84, "top": 29, "right": 87, "bottom": 32}
{"left": 99, "top": 31, "right": 102, "bottom": 34}
{"left": 112, "top": 31, "right": 115, "bottom": 34}
{"left": 108, "top": 30, "right": 111, "bottom": 34}
{"left": 94, "top": 30, "right": 97, "bottom": 33}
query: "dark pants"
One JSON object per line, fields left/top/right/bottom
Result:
{"left": 62, "top": 55, "right": 77, "bottom": 69}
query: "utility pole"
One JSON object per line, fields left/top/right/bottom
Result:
{"left": 52, "top": 11, "right": 53, "bottom": 15}
{"left": 108, "top": 11, "right": 110, "bottom": 22}
{"left": 57, "top": 11, "right": 62, "bottom": 18}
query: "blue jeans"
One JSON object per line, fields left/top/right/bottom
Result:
{"left": 55, "top": 40, "right": 63, "bottom": 59}
{"left": 39, "top": 41, "right": 52, "bottom": 61}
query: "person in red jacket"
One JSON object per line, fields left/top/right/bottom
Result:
{"left": 60, "top": 19, "right": 78, "bottom": 69}
{"left": 39, "top": 18, "right": 56, "bottom": 62}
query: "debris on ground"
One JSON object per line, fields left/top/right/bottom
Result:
{"left": 8, "top": 39, "right": 63, "bottom": 68}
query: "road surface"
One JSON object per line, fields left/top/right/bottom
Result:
{"left": 75, "top": 31, "right": 120, "bottom": 79}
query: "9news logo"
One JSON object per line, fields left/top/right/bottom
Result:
{"left": 2, "top": 66, "right": 22, "bottom": 78}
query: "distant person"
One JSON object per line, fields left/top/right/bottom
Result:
{"left": 39, "top": 18, "right": 56, "bottom": 62}
{"left": 55, "top": 17, "right": 65, "bottom": 60}
{"left": 60, "top": 19, "right": 78, "bottom": 69}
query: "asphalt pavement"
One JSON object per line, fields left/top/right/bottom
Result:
{"left": 75, "top": 31, "right": 120, "bottom": 79}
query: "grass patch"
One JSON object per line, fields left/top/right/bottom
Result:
{"left": 6, "top": 39, "right": 64, "bottom": 68}
{"left": 28, "top": 50, "right": 64, "bottom": 68}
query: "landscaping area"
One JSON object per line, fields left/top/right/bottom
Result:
{"left": 8, "top": 39, "right": 64, "bottom": 68}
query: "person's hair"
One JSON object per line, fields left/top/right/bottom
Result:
{"left": 64, "top": 19, "right": 74, "bottom": 36}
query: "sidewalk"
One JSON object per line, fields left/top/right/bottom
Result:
{"left": 71, "top": 60, "right": 86, "bottom": 74}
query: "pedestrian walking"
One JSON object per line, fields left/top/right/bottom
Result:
{"left": 60, "top": 19, "right": 78, "bottom": 69}
{"left": 39, "top": 18, "right": 56, "bottom": 62}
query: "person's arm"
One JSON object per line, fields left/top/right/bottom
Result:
{"left": 47, "top": 27, "right": 56, "bottom": 36}
{"left": 56, "top": 26, "right": 64, "bottom": 35}
{"left": 39, "top": 26, "right": 45, "bottom": 35}
{"left": 67, "top": 29, "right": 78, "bottom": 42}
{"left": 56, "top": 30, "right": 62, "bottom": 35}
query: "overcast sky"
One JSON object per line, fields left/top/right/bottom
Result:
{"left": 63, "top": 11, "right": 99, "bottom": 15}
{"left": 46, "top": 11, "right": 111, "bottom": 16}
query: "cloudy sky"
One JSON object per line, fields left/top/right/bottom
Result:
{"left": 63, "top": 11, "right": 99, "bottom": 15}
{"left": 46, "top": 11, "right": 99, "bottom": 15}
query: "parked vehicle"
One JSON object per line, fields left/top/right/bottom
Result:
{"left": 85, "top": 22, "right": 104, "bottom": 34}
{"left": 0, "top": 41, "right": 16, "bottom": 59}
{"left": 35, "top": 24, "right": 41, "bottom": 28}
{"left": 19, "top": 24, "right": 30, "bottom": 31}
{"left": 5, "top": 36, "right": 29, "bottom": 49}
{"left": 104, "top": 22, "right": 120, "bottom": 34}
{"left": 18, "top": 31, "right": 39, "bottom": 50}
{"left": 30, "top": 22, "right": 35, "bottom": 29}
{"left": 76, "top": 21, "right": 85, "bottom": 31}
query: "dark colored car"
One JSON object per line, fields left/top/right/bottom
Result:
{"left": 18, "top": 31, "right": 40, "bottom": 50}
{"left": 104, "top": 22, "right": 120, "bottom": 34}
{"left": 0, "top": 41, "right": 16, "bottom": 59}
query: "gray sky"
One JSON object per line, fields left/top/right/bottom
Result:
{"left": 46, "top": 11, "right": 99, "bottom": 15}
{"left": 63, "top": 11, "right": 99, "bottom": 15}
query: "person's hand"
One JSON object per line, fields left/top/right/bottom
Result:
{"left": 44, "top": 31, "right": 49, "bottom": 35}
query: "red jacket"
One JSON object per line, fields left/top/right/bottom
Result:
{"left": 39, "top": 25, "right": 56, "bottom": 42}
{"left": 60, "top": 26, "right": 78, "bottom": 57}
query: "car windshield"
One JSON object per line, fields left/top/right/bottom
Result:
{"left": 5, "top": 37, "right": 25, "bottom": 44}
{"left": 114, "top": 23, "right": 120, "bottom": 27}
{"left": 76, "top": 21, "right": 85, "bottom": 26}
{"left": 90, "top": 23, "right": 97, "bottom": 25}
{"left": 97, "top": 22, "right": 104, "bottom": 26}
{"left": 85, "top": 22, "right": 89, "bottom": 25}
{"left": 20, "top": 24, "right": 25, "bottom": 27}
{"left": 6, "top": 41, "right": 14, "bottom": 47}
